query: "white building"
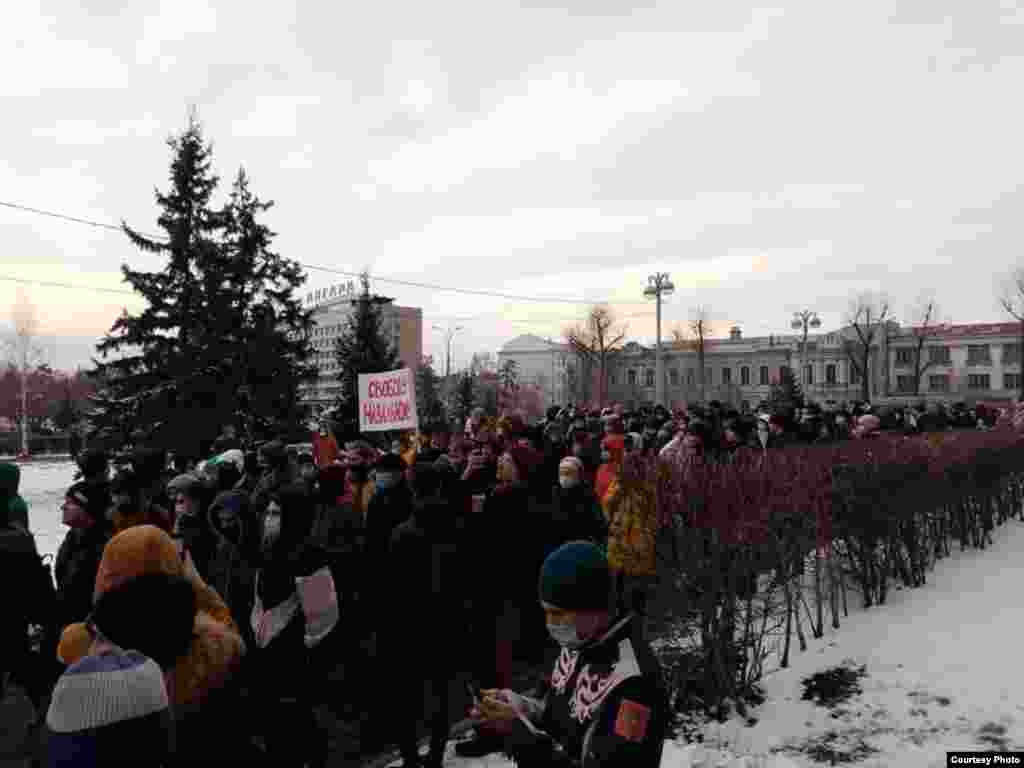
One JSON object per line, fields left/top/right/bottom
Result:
{"left": 297, "top": 281, "right": 423, "bottom": 411}
{"left": 497, "top": 334, "right": 571, "bottom": 406}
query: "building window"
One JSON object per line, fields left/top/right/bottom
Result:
{"left": 895, "top": 348, "right": 913, "bottom": 366}
{"left": 967, "top": 345, "right": 991, "bottom": 366}
{"left": 627, "top": 370, "right": 637, "bottom": 386}
{"left": 1004, "top": 373, "right": 1022, "bottom": 391}
{"left": 804, "top": 365, "right": 813, "bottom": 386}
{"left": 968, "top": 373, "right": 991, "bottom": 390}
{"left": 686, "top": 368, "right": 694, "bottom": 386}
{"left": 740, "top": 366, "right": 750, "bottom": 386}
{"left": 645, "top": 369, "right": 655, "bottom": 388}
{"left": 895, "top": 375, "right": 915, "bottom": 393}
{"left": 722, "top": 367, "right": 732, "bottom": 385}
{"left": 759, "top": 366, "right": 769, "bottom": 386}
{"left": 779, "top": 366, "right": 787, "bottom": 384}
{"left": 609, "top": 372, "right": 617, "bottom": 386}
{"left": 669, "top": 368, "right": 679, "bottom": 386}
{"left": 929, "top": 346, "right": 951, "bottom": 364}
{"left": 1003, "top": 343, "right": 1021, "bottom": 365}
{"left": 826, "top": 364, "right": 837, "bottom": 385}
{"left": 851, "top": 365, "right": 862, "bottom": 385}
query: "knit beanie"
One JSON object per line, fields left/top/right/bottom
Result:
{"left": 538, "top": 541, "right": 610, "bottom": 611}
{"left": 46, "top": 650, "right": 172, "bottom": 766}
{"left": 66, "top": 481, "right": 110, "bottom": 522}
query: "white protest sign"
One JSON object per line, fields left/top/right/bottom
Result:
{"left": 358, "top": 368, "right": 418, "bottom": 432}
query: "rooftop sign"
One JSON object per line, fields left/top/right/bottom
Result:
{"left": 304, "top": 280, "right": 357, "bottom": 307}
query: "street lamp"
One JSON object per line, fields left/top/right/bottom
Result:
{"left": 791, "top": 310, "right": 822, "bottom": 397}
{"left": 644, "top": 272, "right": 675, "bottom": 408}
{"left": 432, "top": 324, "right": 464, "bottom": 379}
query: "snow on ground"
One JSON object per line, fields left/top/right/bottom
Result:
{"left": 16, "top": 460, "right": 78, "bottom": 562}
{"left": 433, "top": 520, "right": 1024, "bottom": 768}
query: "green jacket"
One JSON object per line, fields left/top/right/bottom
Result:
{"left": 0, "top": 462, "right": 29, "bottom": 531}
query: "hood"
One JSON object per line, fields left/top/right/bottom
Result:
{"left": 93, "top": 525, "right": 183, "bottom": 602}
{"left": 208, "top": 490, "right": 248, "bottom": 547}
{"left": 0, "top": 462, "right": 20, "bottom": 498}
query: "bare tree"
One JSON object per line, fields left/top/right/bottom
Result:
{"left": 564, "top": 304, "right": 627, "bottom": 407}
{"left": 998, "top": 269, "right": 1024, "bottom": 400}
{"left": 907, "top": 296, "right": 947, "bottom": 396}
{"left": 670, "top": 307, "right": 713, "bottom": 404}
{"left": 3, "top": 289, "right": 48, "bottom": 456}
{"left": 843, "top": 293, "right": 890, "bottom": 403}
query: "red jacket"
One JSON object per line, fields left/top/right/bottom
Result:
{"left": 312, "top": 433, "right": 340, "bottom": 467}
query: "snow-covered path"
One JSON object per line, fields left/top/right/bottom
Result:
{"left": 431, "top": 519, "right": 1024, "bottom": 768}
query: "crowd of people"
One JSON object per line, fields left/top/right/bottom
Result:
{"left": 0, "top": 395, "right": 1009, "bottom": 767}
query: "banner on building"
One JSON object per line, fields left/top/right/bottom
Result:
{"left": 358, "top": 368, "right": 418, "bottom": 432}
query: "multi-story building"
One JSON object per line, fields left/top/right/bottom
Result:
{"left": 502, "top": 321, "right": 1023, "bottom": 411}
{"left": 496, "top": 334, "right": 571, "bottom": 406}
{"left": 297, "top": 281, "right": 423, "bottom": 412}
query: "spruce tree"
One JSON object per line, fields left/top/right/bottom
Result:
{"left": 769, "top": 365, "right": 805, "bottom": 415}
{"left": 454, "top": 371, "right": 477, "bottom": 424}
{"left": 332, "top": 272, "right": 400, "bottom": 439}
{"left": 415, "top": 357, "right": 444, "bottom": 424}
{"left": 220, "top": 168, "right": 317, "bottom": 443}
{"left": 89, "top": 116, "right": 315, "bottom": 457}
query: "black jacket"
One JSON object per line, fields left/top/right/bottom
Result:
{"left": 54, "top": 524, "right": 112, "bottom": 630}
{"left": 511, "top": 614, "right": 667, "bottom": 768}
{"left": 384, "top": 498, "right": 468, "bottom": 654}
{"left": 548, "top": 484, "right": 607, "bottom": 557}
{"left": 0, "top": 525, "right": 54, "bottom": 663}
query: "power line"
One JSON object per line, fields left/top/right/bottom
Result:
{"left": 0, "top": 274, "right": 135, "bottom": 297}
{"left": 1, "top": 198, "right": 648, "bottom": 306}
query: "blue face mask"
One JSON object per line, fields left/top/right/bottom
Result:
{"left": 376, "top": 472, "right": 401, "bottom": 492}
{"left": 547, "top": 622, "right": 584, "bottom": 649}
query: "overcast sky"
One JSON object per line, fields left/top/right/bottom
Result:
{"left": 3, "top": 0, "right": 1024, "bottom": 373}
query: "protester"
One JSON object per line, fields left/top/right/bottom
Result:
{"left": 386, "top": 464, "right": 468, "bottom": 768}
{"left": 54, "top": 482, "right": 113, "bottom": 631}
{"left": 108, "top": 468, "right": 174, "bottom": 533}
{"left": 547, "top": 457, "right": 606, "bottom": 556}
{"left": 604, "top": 455, "right": 659, "bottom": 619}
{"left": 312, "top": 422, "right": 340, "bottom": 467}
{"left": 0, "top": 461, "right": 30, "bottom": 531}
{"left": 468, "top": 541, "right": 667, "bottom": 768}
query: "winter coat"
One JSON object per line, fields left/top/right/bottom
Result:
{"left": 111, "top": 502, "right": 173, "bottom": 535}
{"left": 363, "top": 484, "right": 413, "bottom": 607}
{"left": 312, "top": 433, "right": 340, "bottom": 467}
{"left": 383, "top": 497, "right": 468, "bottom": 662}
{"left": 0, "top": 523, "right": 53, "bottom": 669}
{"left": 54, "top": 525, "right": 112, "bottom": 630}
{"left": 604, "top": 474, "right": 658, "bottom": 579}
{"left": 57, "top": 525, "right": 244, "bottom": 713}
{"left": 206, "top": 491, "right": 256, "bottom": 647}
{"left": 547, "top": 484, "right": 607, "bottom": 557}
{"left": 468, "top": 484, "right": 533, "bottom": 608}
{"left": 0, "top": 462, "right": 29, "bottom": 531}
{"left": 509, "top": 614, "right": 667, "bottom": 768}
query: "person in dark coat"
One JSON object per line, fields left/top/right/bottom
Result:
{"left": 0, "top": 462, "right": 30, "bottom": 531}
{"left": 206, "top": 490, "right": 256, "bottom": 649}
{"left": 247, "top": 483, "right": 330, "bottom": 768}
{"left": 0, "top": 490, "right": 55, "bottom": 703}
{"left": 364, "top": 453, "right": 413, "bottom": 606}
{"left": 386, "top": 464, "right": 469, "bottom": 768}
{"left": 457, "top": 446, "right": 537, "bottom": 759}
{"left": 54, "top": 482, "right": 113, "bottom": 632}
{"left": 547, "top": 458, "right": 607, "bottom": 557}
{"left": 469, "top": 542, "right": 668, "bottom": 768}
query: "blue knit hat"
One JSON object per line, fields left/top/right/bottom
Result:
{"left": 538, "top": 541, "right": 610, "bottom": 611}
{"left": 46, "top": 649, "right": 172, "bottom": 765}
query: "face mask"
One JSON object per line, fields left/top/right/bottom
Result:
{"left": 600, "top": 451, "right": 611, "bottom": 463}
{"left": 558, "top": 476, "right": 579, "bottom": 490}
{"left": 263, "top": 509, "right": 282, "bottom": 549}
{"left": 547, "top": 622, "right": 584, "bottom": 649}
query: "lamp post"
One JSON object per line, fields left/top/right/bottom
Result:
{"left": 644, "top": 272, "right": 675, "bottom": 408}
{"left": 791, "top": 310, "right": 822, "bottom": 400}
{"left": 432, "top": 324, "right": 464, "bottom": 380}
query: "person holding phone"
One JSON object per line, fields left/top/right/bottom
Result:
{"left": 465, "top": 541, "right": 667, "bottom": 768}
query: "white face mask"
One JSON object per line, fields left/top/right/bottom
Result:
{"left": 263, "top": 507, "right": 282, "bottom": 549}
{"left": 559, "top": 475, "right": 580, "bottom": 490}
